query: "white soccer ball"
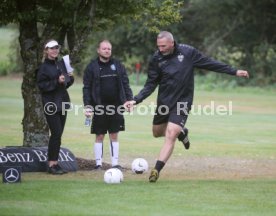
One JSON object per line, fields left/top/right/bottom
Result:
{"left": 104, "top": 168, "right": 123, "bottom": 184}
{"left": 131, "top": 158, "right": 149, "bottom": 174}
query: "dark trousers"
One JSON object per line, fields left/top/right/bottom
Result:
{"left": 45, "top": 111, "right": 67, "bottom": 161}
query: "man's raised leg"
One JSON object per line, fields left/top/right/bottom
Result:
{"left": 149, "top": 122, "right": 182, "bottom": 182}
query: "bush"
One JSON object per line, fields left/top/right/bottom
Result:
{"left": 0, "top": 61, "right": 16, "bottom": 76}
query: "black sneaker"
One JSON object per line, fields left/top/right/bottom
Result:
{"left": 48, "top": 164, "right": 67, "bottom": 175}
{"left": 178, "top": 128, "right": 190, "bottom": 149}
{"left": 94, "top": 165, "right": 102, "bottom": 170}
{"left": 57, "top": 164, "right": 68, "bottom": 174}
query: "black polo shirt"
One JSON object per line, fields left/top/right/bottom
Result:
{"left": 99, "top": 59, "right": 119, "bottom": 104}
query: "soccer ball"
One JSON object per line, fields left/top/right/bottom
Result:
{"left": 131, "top": 158, "right": 149, "bottom": 174}
{"left": 104, "top": 168, "right": 123, "bottom": 184}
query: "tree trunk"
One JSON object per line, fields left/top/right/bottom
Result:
{"left": 17, "top": 0, "right": 49, "bottom": 147}
{"left": 16, "top": 0, "right": 96, "bottom": 147}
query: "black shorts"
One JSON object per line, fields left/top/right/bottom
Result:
{"left": 153, "top": 105, "right": 188, "bottom": 128}
{"left": 91, "top": 112, "right": 125, "bottom": 134}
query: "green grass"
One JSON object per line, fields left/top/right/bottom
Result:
{"left": 0, "top": 77, "right": 276, "bottom": 216}
{"left": 1, "top": 178, "right": 275, "bottom": 216}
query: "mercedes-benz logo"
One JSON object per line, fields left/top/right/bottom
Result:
{"left": 4, "top": 168, "right": 20, "bottom": 183}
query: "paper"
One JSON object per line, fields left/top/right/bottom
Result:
{"left": 62, "top": 55, "right": 74, "bottom": 74}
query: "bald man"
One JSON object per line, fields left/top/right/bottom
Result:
{"left": 126, "top": 31, "right": 249, "bottom": 182}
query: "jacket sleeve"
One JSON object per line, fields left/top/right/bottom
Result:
{"left": 134, "top": 56, "right": 160, "bottom": 104}
{"left": 191, "top": 46, "right": 237, "bottom": 75}
{"left": 66, "top": 75, "right": 74, "bottom": 89}
{"left": 120, "top": 63, "right": 133, "bottom": 101}
{"left": 82, "top": 64, "right": 92, "bottom": 106}
{"left": 57, "top": 59, "right": 74, "bottom": 89}
{"left": 37, "top": 65, "right": 59, "bottom": 93}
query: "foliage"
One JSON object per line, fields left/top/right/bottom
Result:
{"left": 88, "top": 0, "right": 276, "bottom": 85}
{"left": 0, "top": 27, "right": 20, "bottom": 75}
{"left": 0, "top": 0, "right": 183, "bottom": 146}
{"left": 173, "top": 0, "right": 276, "bottom": 85}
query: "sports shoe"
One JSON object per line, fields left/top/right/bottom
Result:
{"left": 94, "top": 165, "right": 102, "bottom": 170}
{"left": 178, "top": 128, "right": 190, "bottom": 149}
{"left": 149, "top": 169, "right": 159, "bottom": 183}
{"left": 48, "top": 164, "right": 67, "bottom": 175}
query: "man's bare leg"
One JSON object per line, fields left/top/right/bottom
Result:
{"left": 149, "top": 122, "right": 182, "bottom": 182}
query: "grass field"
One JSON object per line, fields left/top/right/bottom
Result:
{"left": 0, "top": 77, "right": 276, "bottom": 216}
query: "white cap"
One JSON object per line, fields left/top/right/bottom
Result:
{"left": 45, "top": 40, "right": 59, "bottom": 48}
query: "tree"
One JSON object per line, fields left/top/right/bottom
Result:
{"left": 0, "top": 0, "right": 182, "bottom": 147}
{"left": 173, "top": 0, "right": 276, "bottom": 84}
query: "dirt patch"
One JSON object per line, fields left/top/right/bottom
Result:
{"left": 76, "top": 157, "right": 110, "bottom": 170}
{"left": 76, "top": 157, "right": 129, "bottom": 171}
{"left": 76, "top": 156, "right": 276, "bottom": 180}
{"left": 162, "top": 156, "right": 276, "bottom": 180}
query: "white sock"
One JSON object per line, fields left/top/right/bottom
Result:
{"left": 110, "top": 141, "right": 119, "bottom": 166}
{"left": 94, "top": 142, "right": 103, "bottom": 166}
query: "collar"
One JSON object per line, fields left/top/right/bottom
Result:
{"left": 98, "top": 57, "right": 113, "bottom": 66}
{"left": 158, "top": 41, "right": 180, "bottom": 59}
{"left": 45, "top": 58, "right": 57, "bottom": 64}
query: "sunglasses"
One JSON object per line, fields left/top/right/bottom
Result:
{"left": 49, "top": 45, "right": 60, "bottom": 50}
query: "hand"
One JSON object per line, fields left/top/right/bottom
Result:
{"left": 58, "top": 74, "right": 65, "bottom": 84}
{"left": 84, "top": 108, "right": 93, "bottom": 117}
{"left": 68, "top": 72, "right": 74, "bottom": 77}
{"left": 236, "top": 70, "right": 249, "bottom": 78}
{"left": 124, "top": 100, "right": 136, "bottom": 112}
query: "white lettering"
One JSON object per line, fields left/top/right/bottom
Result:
{"left": 157, "top": 105, "right": 169, "bottom": 115}
{"left": 62, "top": 102, "right": 73, "bottom": 115}
{"left": 24, "top": 153, "right": 34, "bottom": 162}
{"left": 202, "top": 101, "right": 215, "bottom": 116}
{"left": 74, "top": 104, "right": 83, "bottom": 115}
{"left": 117, "top": 105, "right": 126, "bottom": 115}
{"left": 32, "top": 150, "right": 47, "bottom": 162}
{"left": 228, "top": 101, "right": 233, "bottom": 115}
{"left": 6, "top": 153, "right": 16, "bottom": 162}
{"left": 0, "top": 151, "right": 8, "bottom": 163}
{"left": 177, "top": 102, "right": 189, "bottom": 115}
{"left": 59, "top": 150, "right": 74, "bottom": 162}
{"left": 95, "top": 105, "right": 104, "bottom": 115}
{"left": 106, "top": 105, "right": 115, "bottom": 115}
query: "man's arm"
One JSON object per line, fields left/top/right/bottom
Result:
{"left": 133, "top": 57, "right": 160, "bottom": 104}
{"left": 120, "top": 62, "right": 133, "bottom": 101}
{"left": 191, "top": 46, "right": 237, "bottom": 75}
{"left": 82, "top": 65, "right": 92, "bottom": 106}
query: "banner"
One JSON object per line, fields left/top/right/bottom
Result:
{"left": 0, "top": 147, "right": 78, "bottom": 173}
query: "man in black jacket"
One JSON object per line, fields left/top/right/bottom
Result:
{"left": 126, "top": 31, "right": 249, "bottom": 182}
{"left": 83, "top": 40, "right": 133, "bottom": 170}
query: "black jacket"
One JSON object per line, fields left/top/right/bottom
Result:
{"left": 37, "top": 58, "right": 74, "bottom": 112}
{"left": 83, "top": 58, "right": 133, "bottom": 107}
{"left": 134, "top": 43, "right": 237, "bottom": 110}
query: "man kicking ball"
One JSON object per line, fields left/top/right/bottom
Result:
{"left": 126, "top": 31, "right": 249, "bottom": 182}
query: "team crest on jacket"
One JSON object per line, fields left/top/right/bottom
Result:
{"left": 177, "top": 54, "right": 184, "bottom": 62}
{"left": 110, "top": 64, "right": 116, "bottom": 70}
